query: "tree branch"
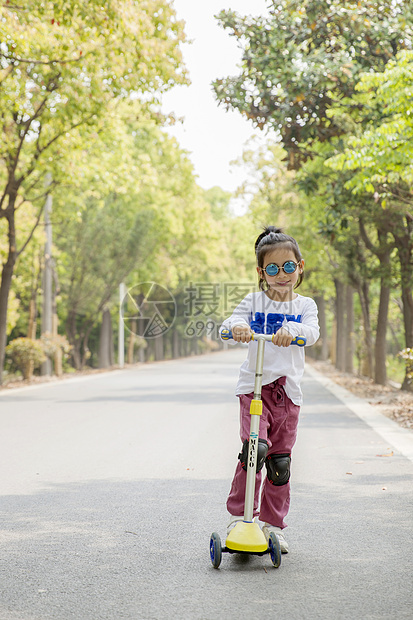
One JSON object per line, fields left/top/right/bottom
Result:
{"left": 0, "top": 3, "right": 26, "bottom": 10}
{"left": 16, "top": 113, "right": 95, "bottom": 186}
{"left": 359, "top": 218, "right": 377, "bottom": 254}
{"left": 17, "top": 202, "right": 45, "bottom": 257}
{"left": 1, "top": 51, "right": 91, "bottom": 66}
{"left": 0, "top": 189, "right": 8, "bottom": 216}
{"left": 16, "top": 179, "right": 58, "bottom": 212}
{"left": 15, "top": 174, "right": 43, "bottom": 203}
{"left": 325, "top": 248, "right": 339, "bottom": 270}
{"left": 10, "top": 96, "right": 51, "bottom": 181}
{"left": 0, "top": 64, "right": 14, "bottom": 85}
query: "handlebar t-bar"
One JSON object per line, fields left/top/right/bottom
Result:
{"left": 221, "top": 329, "right": 306, "bottom": 347}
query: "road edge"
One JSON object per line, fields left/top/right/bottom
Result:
{"left": 305, "top": 364, "right": 413, "bottom": 464}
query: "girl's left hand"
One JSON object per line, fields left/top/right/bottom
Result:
{"left": 272, "top": 327, "right": 294, "bottom": 347}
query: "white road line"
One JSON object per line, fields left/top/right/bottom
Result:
{"left": 305, "top": 364, "right": 413, "bottom": 463}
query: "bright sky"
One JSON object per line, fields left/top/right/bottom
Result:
{"left": 162, "top": 0, "right": 273, "bottom": 198}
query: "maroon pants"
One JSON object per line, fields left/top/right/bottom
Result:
{"left": 226, "top": 377, "right": 300, "bottom": 529}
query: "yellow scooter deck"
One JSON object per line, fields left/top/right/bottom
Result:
{"left": 225, "top": 521, "right": 268, "bottom": 553}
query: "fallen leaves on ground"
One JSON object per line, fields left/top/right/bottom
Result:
{"left": 308, "top": 359, "right": 413, "bottom": 431}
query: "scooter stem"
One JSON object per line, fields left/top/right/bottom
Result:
{"left": 244, "top": 336, "right": 266, "bottom": 522}
{"left": 253, "top": 336, "right": 266, "bottom": 399}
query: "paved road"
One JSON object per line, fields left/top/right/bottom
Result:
{"left": 0, "top": 349, "right": 412, "bottom": 620}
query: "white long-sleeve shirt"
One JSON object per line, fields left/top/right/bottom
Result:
{"left": 220, "top": 292, "right": 320, "bottom": 405}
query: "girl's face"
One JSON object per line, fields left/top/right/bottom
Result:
{"left": 257, "top": 246, "right": 304, "bottom": 301}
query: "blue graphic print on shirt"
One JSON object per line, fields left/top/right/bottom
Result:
{"left": 249, "top": 312, "right": 302, "bottom": 335}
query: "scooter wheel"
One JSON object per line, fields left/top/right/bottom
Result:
{"left": 210, "top": 532, "right": 222, "bottom": 568}
{"left": 269, "top": 532, "right": 281, "bottom": 568}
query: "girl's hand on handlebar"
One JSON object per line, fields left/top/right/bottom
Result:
{"left": 232, "top": 325, "right": 252, "bottom": 343}
{"left": 272, "top": 327, "right": 294, "bottom": 347}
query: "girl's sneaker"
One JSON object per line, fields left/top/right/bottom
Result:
{"left": 261, "top": 524, "right": 289, "bottom": 554}
{"left": 226, "top": 515, "right": 243, "bottom": 537}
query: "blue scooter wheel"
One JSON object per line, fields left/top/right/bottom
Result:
{"left": 210, "top": 532, "right": 222, "bottom": 568}
{"left": 269, "top": 532, "right": 282, "bottom": 568}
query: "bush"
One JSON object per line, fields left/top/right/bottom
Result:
{"left": 6, "top": 338, "right": 46, "bottom": 380}
{"left": 40, "top": 332, "right": 72, "bottom": 358}
{"left": 132, "top": 335, "right": 147, "bottom": 351}
{"left": 399, "top": 348, "right": 413, "bottom": 389}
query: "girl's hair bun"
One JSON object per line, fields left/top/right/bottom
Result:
{"left": 254, "top": 226, "right": 284, "bottom": 252}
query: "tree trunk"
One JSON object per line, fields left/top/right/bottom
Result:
{"left": 334, "top": 279, "right": 346, "bottom": 371}
{"left": 52, "top": 312, "right": 63, "bottom": 377}
{"left": 28, "top": 299, "right": 38, "bottom": 340}
{"left": 357, "top": 281, "right": 374, "bottom": 378}
{"left": 374, "top": 276, "right": 390, "bottom": 386}
{"left": 191, "top": 337, "right": 199, "bottom": 356}
{"left": 99, "top": 308, "right": 113, "bottom": 368}
{"left": 0, "top": 201, "right": 18, "bottom": 385}
{"left": 127, "top": 318, "right": 137, "bottom": 364}
{"left": 0, "top": 259, "right": 15, "bottom": 384}
{"left": 345, "top": 286, "right": 354, "bottom": 373}
{"left": 358, "top": 218, "right": 393, "bottom": 380}
{"left": 67, "top": 310, "right": 81, "bottom": 370}
{"left": 138, "top": 317, "right": 145, "bottom": 363}
{"left": 182, "top": 337, "right": 189, "bottom": 357}
{"left": 81, "top": 323, "right": 95, "bottom": 368}
{"left": 71, "top": 346, "right": 81, "bottom": 369}
{"left": 173, "top": 329, "right": 180, "bottom": 359}
{"left": 330, "top": 320, "right": 337, "bottom": 365}
{"left": 400, "top": 281, "right": 413, "bottom": 391}
{"left": 28, "top": 251, "right": 41, "bottom": 340}
{"left": 154, "top": 335, "right": 164, "bottom": 361}
{"left": 394, "top": 231, "right": 413, "bottom": 391}
{"left": 314, "top": 296, "right": 329, "bottom": 361}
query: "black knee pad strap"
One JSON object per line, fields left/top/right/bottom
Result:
{"left": 238, "top": 438, "right": 268, "bottom": 472}
{"left": 266, "top": 453, "right": 291, "bottom": 486}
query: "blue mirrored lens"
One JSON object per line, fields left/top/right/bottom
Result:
{"left": 283, "top": 261, "right": 297, "bottom": 274}
{"left": 265, "top": 264, "right": 279, "bottom": 276}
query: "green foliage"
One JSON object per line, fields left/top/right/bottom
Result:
{"left": 0, "top": 0, "right": 190, "bottom": 381}
{"left": 203, "top": 187, "right": 232, "bottom": 220}
{"left": 214, "top": 0, "right": 413, "bottom": 387}
{"left": 232, "top": 139, "right": 333, "bottom": 298}
{"left": 326, "top": 50, "right": 413, "bottom": 193}
{"left": 213, "top": 0, "right": 413, "bottom": 168}
{"left": 0, "top": 0, "right": 188, "bottom": 198}
{"left": 6, "top": 337, "right": 46, "bottom": 379}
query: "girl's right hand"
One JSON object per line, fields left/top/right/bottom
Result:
{"left": 232, "top": 325, "right": 252, "bottom": 343}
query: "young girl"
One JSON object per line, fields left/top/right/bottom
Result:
{"left": 220, "top": 226, "right": 319, "bottom": 553}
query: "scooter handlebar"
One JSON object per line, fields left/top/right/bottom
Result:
{"left": 221, "top": 329, "right": 306, "bottom": 347}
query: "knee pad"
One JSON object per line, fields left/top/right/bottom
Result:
{"left": 266, "top": 453, "right": 291, "bottom": 486}
{"left": 238, "top": 438, "right": 268, "bottom": 472}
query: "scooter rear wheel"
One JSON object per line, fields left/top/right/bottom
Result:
{"left": 269, "top": 532, "right": 282, "bottom": 568}
{"left": 210, "top": 532, "right": 222, "bottom": 568}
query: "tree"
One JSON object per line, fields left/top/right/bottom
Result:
{"left": 213, "top": 1, "right": 412, "bottom": 384}
{"left": 231, "top": 139, "right": 333, "bottom": 360}
{"left": 213, "top": 0, "right": 413, "bottom": 169}
{"left": 0, "top": 0, "right": 187, "bottom": 383}
{"left": 326, "top": 51, "right": 413, "bottom": 389}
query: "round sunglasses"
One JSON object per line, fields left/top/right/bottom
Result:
{"left": 260, "top": 260, "right": 301, "bottom": 277}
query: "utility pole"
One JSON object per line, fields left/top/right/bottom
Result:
{"left": 41, "top": 175, "right": 53, "bottom": 376}
{"left": 118, "top": 282, "right": 126, "bottom": 368}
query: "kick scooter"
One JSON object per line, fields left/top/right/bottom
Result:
{"left": 209, "top": 329, "right": 306, "bottom": 569}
